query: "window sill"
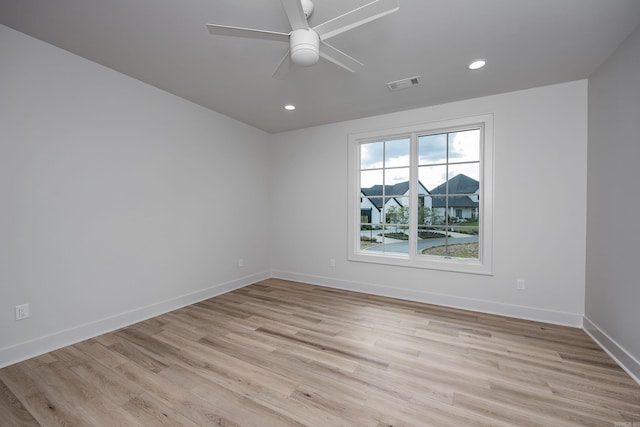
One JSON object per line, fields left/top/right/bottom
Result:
{"left": 348, "top": 251, "right": 493, "bottom": 275}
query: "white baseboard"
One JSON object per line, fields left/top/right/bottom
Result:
{"left": 583, "top": 316, "right": 640, "bottom": 384}
{"left": 270, "top": 270, "right": 584, "bottom": 327}
{"left": 10, "top": 270, "right": 637, "bottom": 388}
{"left": 0, "top": 271, "right": 270, "bottom": 368}
{"left": 1, "top": 269, "right": 590, "bottom": 369}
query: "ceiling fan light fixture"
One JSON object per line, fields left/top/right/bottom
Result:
{"left": 290, "top": 28, "right": 320, "bottom": 66}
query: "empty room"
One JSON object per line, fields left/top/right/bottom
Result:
{"left": 1, "top": 0, "right": 640, "bottom": 425}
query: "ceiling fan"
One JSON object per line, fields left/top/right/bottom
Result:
{"left": 206, "top": 0, "right": 399, "bottom": 78}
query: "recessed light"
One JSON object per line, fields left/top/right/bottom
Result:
{"left": 284, "top": 104, "right": 296, "bottom": 111}
{"left": 468, "top": 59, "right": 486, "bottom": 70}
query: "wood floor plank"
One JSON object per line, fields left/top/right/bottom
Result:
{"left": 1, "top": 278, "right": 639, "bottom": 426}
{"left": 0, "top": 363, "right": 87, "bottom": 426}
{"left": 0, "top": 377, "right": 39, "bottom": 426}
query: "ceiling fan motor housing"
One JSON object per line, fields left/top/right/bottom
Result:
{"left": 290, "top": 28, "right": 319, "bottom": 66}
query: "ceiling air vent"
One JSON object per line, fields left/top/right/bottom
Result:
{"left": 386, "top": 76, "right": 421, "bottom": 91}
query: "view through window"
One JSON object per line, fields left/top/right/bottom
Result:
{"left": 349, "top": 114, "right": 493, "bottom": 274}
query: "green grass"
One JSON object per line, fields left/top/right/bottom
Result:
{"left": 421, "top": 243, "right": 479, "bottom": 258}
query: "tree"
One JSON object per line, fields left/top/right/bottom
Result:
{"left": 418, "top": 205, "right": 435, "bottom": 225}
{"left": 385, "top": 205, "right": 409, "bottom": 233}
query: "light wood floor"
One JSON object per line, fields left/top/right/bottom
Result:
{"left": 1, "top": 279, "right": 639, "bottom": 426}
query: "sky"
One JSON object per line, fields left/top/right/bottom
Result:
{"left": 360, "top": 129, "right": 480, "bottom": 189}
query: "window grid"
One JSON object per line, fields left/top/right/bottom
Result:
{"left": 349, "top": 114, "right": 493, "bottom": 275}
{"left": 421, "top": 130, "right": 481, "bottom": 258}
{"left": 360, "top": 138, "right": 412, "bottom": 254}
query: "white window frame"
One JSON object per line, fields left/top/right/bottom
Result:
{"left": 348, "top": 114, "right": 494, "bottom": 275}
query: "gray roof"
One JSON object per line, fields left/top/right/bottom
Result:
{"left": 429, "top": 174, "right": 479, "bottom": 195}
{"left": 431, "top": 195, "right": 478, "bottom": 209}
{"left": 361, "top": 182, "right": 409, "bottom": 198}
{"left": 429, "top": 174, "right": 479, "bottom": 209}
{"left": 361, "top": 181, "right": 428, "bottom": 210}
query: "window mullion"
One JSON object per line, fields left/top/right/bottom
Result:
{"left": 408, "top": 133, "right": 418, "bottom": 259}
{"left": 444, "top": 132, "right": 450, "bottom": 252}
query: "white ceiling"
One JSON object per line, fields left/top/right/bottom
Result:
{"left": 2, "top": 0, "right": 640, "bottom": 133}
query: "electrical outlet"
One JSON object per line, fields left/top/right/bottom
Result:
{"left": 329, "top": 258, "right": 336, "bottom": 267}
{"left": 517, "top": 279, "right": 525, "bottom": 290}
{"left": 238, "top": 258, "right": 245, "bottom": 267}
{"left": 15, "top": 304, "right": 30, "bottom": 321}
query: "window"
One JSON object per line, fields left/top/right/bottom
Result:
{"left": 348, "top": 114, "right": 493, "bottom": 275}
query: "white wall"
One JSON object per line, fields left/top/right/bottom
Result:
{"left": 585, "top": 24, "right": 640, "bottom": 381}
{"left": 270, "top": 80, "right": 588, "bottom": 326}
{"left": 0, "top": 23, "right": 596, "bottom": 368}
{"left": 0, "top": 25, "right": 271, "bottom": 367}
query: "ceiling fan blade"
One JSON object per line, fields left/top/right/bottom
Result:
{"left": 280, "top": 0, "right": 309, "bottom": 30}
{"left": 319, "top": 42, "right": 364, "bottom": 72}
{"left": 272, "top": 51, "right": 293, "bottom": 79}
{"left": 206, "top": 24, "right": 290, "bottom": 42}
{"left": 313, "top": 0, "right": 399, "bottom": 41}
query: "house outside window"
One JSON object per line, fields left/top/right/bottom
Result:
{"left": 348, "top": 114, "right": 494, "bottom": 275}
